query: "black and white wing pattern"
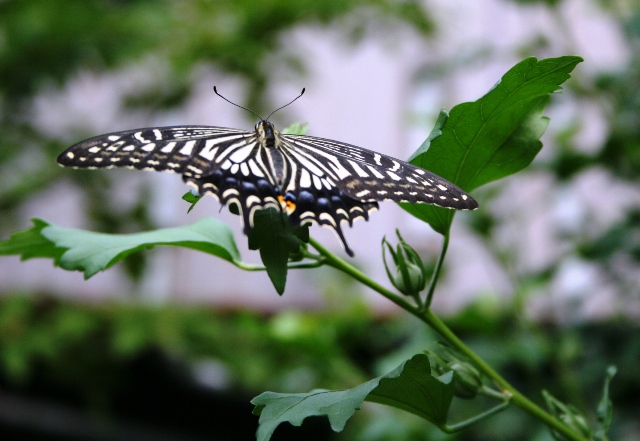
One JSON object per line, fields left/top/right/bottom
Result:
{"left": 57, "top": 122, "right": 477, "bottom": 256}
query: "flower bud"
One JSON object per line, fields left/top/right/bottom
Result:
{"left": 447, "top": 362, "right": 483, "bottom": 399}
{"left": 543, "top": 391, "right": 592, "bottom": 441}
{"left": 427, "top": 346, "right": 485, "bottom": 399}
{"left": 382, "top": 230, "right": 427, "bottom": 296}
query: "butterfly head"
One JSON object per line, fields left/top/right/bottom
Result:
{"left": 255, "top": 120, "right": 277, "bottom": 140}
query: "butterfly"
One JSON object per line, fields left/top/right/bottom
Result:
{"left": 57, "top": 88, "right": 477, "bottom": 256}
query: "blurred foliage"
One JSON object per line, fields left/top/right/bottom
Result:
{"left": 0, "top": 295, "right": 638, "bottom": 440}
{"left": 0, "top": 295, "right": 372, "bottom": 400}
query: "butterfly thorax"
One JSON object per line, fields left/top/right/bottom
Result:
{"left": 256, "top": 121, "right": 287, "bottom": 187}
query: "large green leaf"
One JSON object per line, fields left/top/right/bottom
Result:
{"left": 402, "top": 56, "right": 583, "bottom": 234}
{"left": 251, "top": 354, "right": 454, "bottom": 441}
{"left": 0, "top": 217, "right": 241, "bottom": 278}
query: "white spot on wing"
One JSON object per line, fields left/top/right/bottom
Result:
{"left": 246, "top": 195, "right": 261, "bottom": 207}
{"left": 88, "top": 146, "right": 101, "bottom": 153}
{"left": 161, "top": 142, "right": 177, "bottom": 153}
{"left": 179, "top": 140, "right": 196, "bottom": 155}
{"left": 300, "top": 169, "right": 312, "bottom": 188}
{"left": 248, "top": 160, "right": 264, "bottom": 177}
{"left": 366, "top": 165, "right": 385, "bottom": 179}
{"left": 229, "top": 143, "right": 255, "bottom": 163}
{"left": 199, "top": 139, "right": 219, "bottom": 160}
{"left": 386, "top": 171, "right": 401, "bottom": 181}
{"left": 347, "top": 160, "right": 370, "bottom": 178}
{"left": 319, "top": 213, "right": 337, "bottom": 226}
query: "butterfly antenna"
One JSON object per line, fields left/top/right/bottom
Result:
{"left": 265, "top": 88, "right": 305, "bottom": 121}
{"left": 213, "top": 86, "right": 263, "bottom": 120}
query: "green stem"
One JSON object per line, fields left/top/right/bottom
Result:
{"left": 308, "top": 238, "right": 420, "bottom": 314}
{"left": 441, "top": 400, "right": 511, "bottom": 433}
{"left": 235, "top": 259, "right": 325, "bottom": 271}
{"left": 422, "top": 310, "right": 586, "bottom": 441}
{"left": 424, "top": 233, "right": 449, "bottom": 308}
{"left": 307, "top": 237, "right": 588, "bottom": 441}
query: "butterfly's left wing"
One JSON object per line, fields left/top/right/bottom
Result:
{"left": 283, "top": 133, "right": 478, "bottom": 210}
{"left": 57, "top": 125, "right": 291, "bottom": 235}
{"left": 57, "top": 125, "right": 254, "bottom": 178}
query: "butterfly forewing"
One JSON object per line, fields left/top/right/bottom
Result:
{"left": 283, "top": 134, "right": 478, "bottom": 210}
{"left": 57, "top": 126, "right": 254, "bottom": 178}
{"left": 58, "top": 121, "right": 477, "bottom": 257}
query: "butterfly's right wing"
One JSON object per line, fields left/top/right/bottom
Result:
{"left": 284, "top": 133, "right": 478, "bottom": 211}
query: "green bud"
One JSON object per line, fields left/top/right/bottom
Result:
{"left": 543, "top": 391, "right": 592, "bottom": 441}
{"left": 559, "top": 409, "right": 591, "bottom": 439}
{"left": 447, "top": 361, "right": 483, "bottom": 399}
{"left": 382, "top": 230, "right": 427, "bottom": 296}
{"left": 427, "top": 346, "right": 485, "bottom": 399}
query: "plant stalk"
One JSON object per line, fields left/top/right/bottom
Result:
{"left": 308, "top": 237, "right": 588, "bottom": 441}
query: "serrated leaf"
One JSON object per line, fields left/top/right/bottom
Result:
{"left": 1, "top": 217, "right": 241, "bottom": 278}
{"left": 251, "top": 354, "right": 454, "bottom": 441}
{"left": 248, "top": 208, "right": 308, "bottom": 295}
{"left": 402, "top": 56, "right": 583, "bottom": 235}
{"left": 0, "top": 218, "right": 65, "bottom": 263}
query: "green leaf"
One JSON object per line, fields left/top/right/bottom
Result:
{"left": 0, "top": 218, "right": 65, "bottom": 263}
{"left": 251, "top": 354, "right": 454, "bottom": 441}
{"left": 281, "top": 122, "right": 308, "bottom": 135}
{"left": 248, "top": 208, "right": 309, "bottom": 295}
{"left": 402, "top": 56, "right": 583, "bottom": 235}
{"left": 181, "top": 190, "right": 202, "bottom": 214}
{"left": 1, "top": 217, "right": 241, "bottom": 278}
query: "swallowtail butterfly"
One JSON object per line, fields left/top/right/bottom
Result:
{"left": 57, "top": 88, "right": 477, "bottom": 256}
